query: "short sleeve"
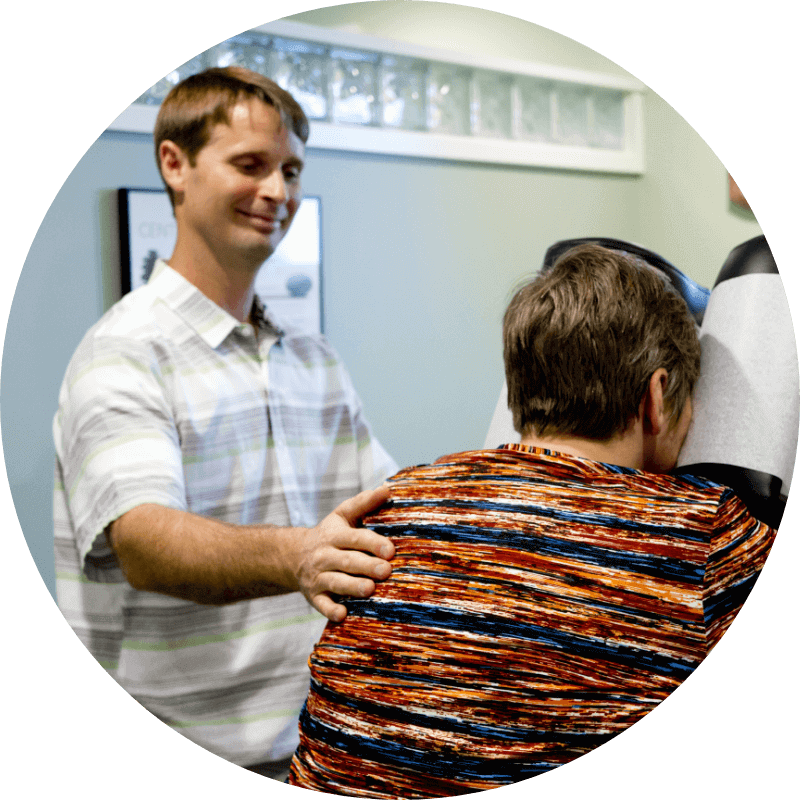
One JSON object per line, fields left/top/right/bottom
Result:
{"left": 703, "top": 489, "right": 777, "bottom": 650}
{"left": 54, "top": 333, "right": 187, "bottom": 579}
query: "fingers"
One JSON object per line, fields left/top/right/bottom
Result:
{"left": 330, "top": 486, "right": 395, "bottom": 564}
{"left": 333, "top": 528, "right": 395, "bottom": 563}
{"left": 307, "top": 537, "right": 392, "bottom": 583}
{"left": 297, "top": 486, "right": 395, "bottom": 621}
{"left": 335, "top": 485, "right": 391, "bottom": 527}
{"left": 300, "top": 530, "right": 391, "bottom": 623}
{"left": 312, "top": 593, "right": 348, "bottom": 624}
{"left": 310, "top": 575, "right": 378, "bottom": 623}
{"left": 296, "top": 521, "right": 392, "bottom": 589}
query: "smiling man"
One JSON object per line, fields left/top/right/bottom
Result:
{"left": 53, "top": 68, "right": 397, "bottom": 778}
{"left": 156, "top": 85, "right": 305, "bottom": 318}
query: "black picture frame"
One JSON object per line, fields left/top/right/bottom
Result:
{"left": 118, "top": 187, "right": 324, "bottom": 332}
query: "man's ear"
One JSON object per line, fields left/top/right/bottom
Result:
{"left": 642, "top": 368, "right": 669, "bottom": 436}
{"left": 158, "top": 140, "right": 189, "bottom": 200}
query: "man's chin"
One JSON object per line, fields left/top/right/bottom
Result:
{"left": 238, "top": 233, "right": 284, "bottom": 265}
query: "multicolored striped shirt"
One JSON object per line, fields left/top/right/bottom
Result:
{"left": 289, "top": 444, "right": 776, "bottom": 797}
{"left": 53, "top": 260, "right": 396, "bottom": 766}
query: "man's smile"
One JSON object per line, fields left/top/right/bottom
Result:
{"left": 236, "top": 208, "right": 286, "bottom": 232}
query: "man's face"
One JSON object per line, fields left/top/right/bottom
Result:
{"left": 170, "top": 97, "right": 305, "bottom": 267}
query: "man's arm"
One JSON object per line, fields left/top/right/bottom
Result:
{"left": 107, "top": 485, "right": 394, "bottom": 622}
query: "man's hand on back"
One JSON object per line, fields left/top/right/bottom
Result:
{"left": 291, "top": 486, "right": 395, "bottom": 622}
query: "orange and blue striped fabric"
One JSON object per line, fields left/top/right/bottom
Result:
{"left": 289, "top": 444, "right": 776, "bottom": 798}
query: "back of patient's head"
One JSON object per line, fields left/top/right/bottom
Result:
{"left": 503, "top": 243, "right": 701, "bottom": 440}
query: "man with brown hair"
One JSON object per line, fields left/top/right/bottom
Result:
{"left": 53, "top": 68, "right": 396, "bottom": 776}
{"left": 289, "top": 243, "right": 776, "bottom": 797}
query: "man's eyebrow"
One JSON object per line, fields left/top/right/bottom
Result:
{"left": 230, "top": 151, "right": 305, "bottom": 169}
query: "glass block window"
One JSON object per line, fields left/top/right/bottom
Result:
{"left": 329, "top": 48, "right": 379, "bottom": 126}
{"left": 516, "top": 77, "right": 553, "bottom": 143}
{"left": 427, "top": 64, "right": 471, "bottom": 136}
{"left": 554, "top": 84, "right": 590, "bottom": 146}
{"left": 121, "top": 24, "right": 643, "bottom": 173}
{"left": 271, "top": 37, "right": 329, "bottom": 120}
{"left": 380, "top": 55, "right": 426, "bottom": 131}
{"left": 472, "top": 71, "right": 513, "bottom": 139}
{"left": 589, "top": 89, "right": 625, "bottom": 149}
{"left": 202, "top": 34, "right": 275, "bottom": 77}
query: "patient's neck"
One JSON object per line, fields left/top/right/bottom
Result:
{"left": 520, "top": 424, "right": 643, "bottom": 471}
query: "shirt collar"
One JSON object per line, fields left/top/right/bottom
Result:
{"left": 148, "top": 260, "right": 284, "bottom": 349}
{"left": 497, "top": 442, "right": 637, "bottom": 475}
{"left": 251, "top": 293, "right": 285, "bottom": 338}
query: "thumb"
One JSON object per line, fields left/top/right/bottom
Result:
{"left": 336, "top": 485, "right": 391, "bottom": 526}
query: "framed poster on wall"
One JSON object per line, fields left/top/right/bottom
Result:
{"left": 118, "top": 188, "right": 324, "bottom": 333}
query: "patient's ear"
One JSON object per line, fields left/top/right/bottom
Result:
{"left": 642, "top": 369, "right": 669, "bottom": 436}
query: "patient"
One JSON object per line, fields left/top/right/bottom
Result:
{"left": 288, "top": 243, "right": 776, "bottom": 798}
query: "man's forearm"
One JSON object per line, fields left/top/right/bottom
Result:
{"left": 107, "top": 504, "right": 300, "bottom": 604}
{"left": 105, "top": 487, "right": 395, "bottom": 620}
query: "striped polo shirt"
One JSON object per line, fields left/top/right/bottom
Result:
{"left": 53, "top": 260, "right": 396, "bottom": 766}
{"left": 289, "top": 444, "right": 776, "bottom": 797}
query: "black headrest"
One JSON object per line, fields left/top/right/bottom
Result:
{"left": 542, "top": 237, "right": 711, "bottom": 325}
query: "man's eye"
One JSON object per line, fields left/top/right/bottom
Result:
{"left": 284, "top": 169, "right": 301, "bottom": 182}
{"left": 237, "top": 161, "right": 260, "bottom": 173}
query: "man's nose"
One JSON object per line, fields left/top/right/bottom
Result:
{"left": 258, "top": 169, "right": 287, "bottom": 203}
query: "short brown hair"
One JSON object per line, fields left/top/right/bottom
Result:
{"left": 154, "top": 67, "right": 309, "bottom": 206}
{"left": 503, "top": 243, "right": 701, "bottom": 440}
